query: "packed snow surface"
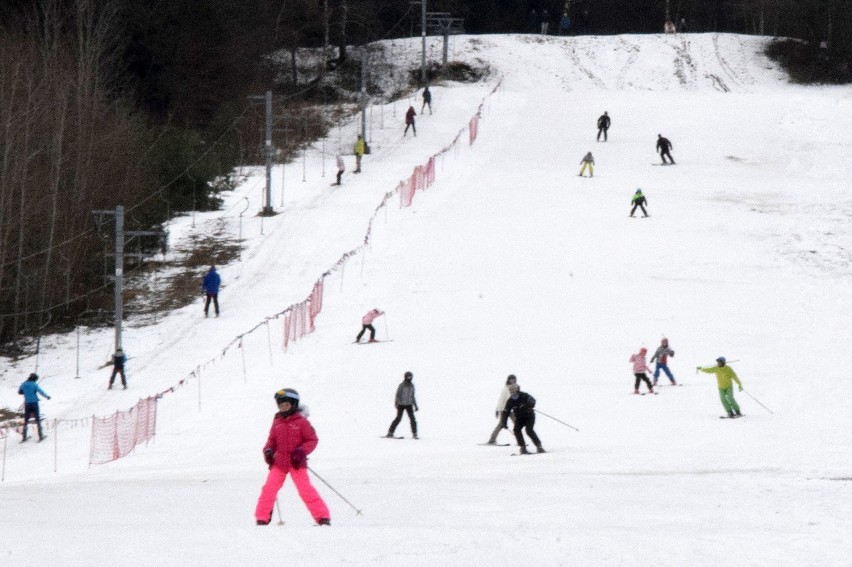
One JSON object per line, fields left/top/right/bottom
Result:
{"left": 2, "top": 33, "right": 851, "bottom": 566}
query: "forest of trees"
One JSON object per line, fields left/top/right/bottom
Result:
{"left": 0, "top": 0, "right": 849, "bottom": 349}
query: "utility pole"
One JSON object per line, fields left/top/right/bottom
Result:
{"left": 360, "top": 53, "right": 368, "bottom": 140}
{"left": 92, "top": 207, "right": 168, "bottom": 353}
{"left": 421, "top": 0, "right": 427, "bottom": 84}
{"left": 263, "top": 91, "right": 274, "bottom": 215}
{"left": 426, "top": 12, "right": 464, "bottom": 66}
{"left": 247, "top": 91, "right": 276, "bottom": 215}
{"left": 114, "top": 205, "right": 123, "bottom": 351}
{"left": 410, "top": 0, "right": 427, "bottom": 84}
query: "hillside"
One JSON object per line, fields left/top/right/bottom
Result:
{"left": 1, "top": 34, "right": 851, "bottom": 566}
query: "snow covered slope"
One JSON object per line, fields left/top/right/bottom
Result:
{"left": 1, "top": 33, "right": 851, "bottom": 566}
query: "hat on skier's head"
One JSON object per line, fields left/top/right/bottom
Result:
{"left": 635, "top": 188, "right": 642, "bottom": 194}
{"left": 508, "top": 384, "right": 520, "bottom": 396}
{"left": 404, "top": 371, "right": 413, "bottom": 380}
{"left": 716, "top": 356, "right": 726, "bottom": 365}
{"left": 28, "top": 373, "right": 38, "bottom": 381}
{"left": 661, "top": 337, "right": 668, "bottom": 344}
{"left": 640, "top": 347, "right": 647, "bottom": 354}
{"left": 274, "top": 388, "right": 300, "bottom": 408}
{"left": 506, "top": 374, "right": 517, "bottom": 385}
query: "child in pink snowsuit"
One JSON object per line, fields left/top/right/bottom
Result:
{"left": 355, "top": 308, "right": 384, "bottom": 343}
{"left": 629, "top": 348, "right": 655, "bottom": 394}
{"left": 255, "top": 388, "right": 330, "bottom": 526}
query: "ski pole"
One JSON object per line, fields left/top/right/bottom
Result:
{"left": 275, "top": 497, "right": 285, "bottom": 526}
{"left": 534, "top": 409, "right": 580, "bottom": 432}
{"left": 383, "top": 314, "right": 391, "bottom": 341}
{"left": 742, "top": 389, "right": 774, "bottom": 414}
{"left": 308, "top": 466, "right": 363, "bottom": 515}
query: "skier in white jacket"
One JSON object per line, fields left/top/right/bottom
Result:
{"left": 485, "top": 374, "right": 517, "bottom": 444}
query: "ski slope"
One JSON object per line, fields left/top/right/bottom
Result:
{"left": 1, "top": 33, "right": 851, "bottom": 566}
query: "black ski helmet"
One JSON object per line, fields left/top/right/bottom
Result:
{"left": 274, "top": 388, "right": 300, "bottom": 408}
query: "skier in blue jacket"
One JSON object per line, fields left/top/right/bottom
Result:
{"left": 202, "top": 265, "right": 221, "bottom": 317}
{"left": 18, "top": 373, "right": 51, "bottom": 442}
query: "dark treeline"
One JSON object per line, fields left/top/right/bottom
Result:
{"left": 0, "top": 0, "right": 848, "bottom": 349}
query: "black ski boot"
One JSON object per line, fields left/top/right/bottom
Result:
{"left": 536, "top": 446, "right": 546, "bottom": 454}
{"left": 518, "top": 445, "right": 530, "bottom": 455}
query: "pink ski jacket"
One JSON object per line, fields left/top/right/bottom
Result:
{"left": 629, "top": 352, "right": 651, "bottom": 374}
{"left": 263, "top": 411, "right": 319, "bottom": 471}
{"left": 362, "top": 309, "right": 383, "bottom": 325}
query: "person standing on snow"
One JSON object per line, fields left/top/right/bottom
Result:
{"left": 202, "top": 265, "right": 221, "bottom": 317}
{"left": 108, "top": 347, "right": 127, "bottom": 390}
{"left": 505, "top": 383, "right": 545, "bottom": 454}
{"left": 486, "top": 374, "right": 517, "bottom": 445}
{"left": 656, "top": 134, "right": 675, "bottom": 164}
{"left": 650, "top": 337, "right": 677, "bottom": 386}
{"left": 334, "top": 155, "right": 345, "bottom": 185}
{"left": 255, "top": 388, "right": 331, "bottom": 526}
{"left": 355, "top": 308, "right": 384, "bottom": 343}
{"left": 628, "top": 347, "right": 654, "bottom": 394}
{"left": 559, "top": 12, "right": 571, "bottom": 35}
{"left": 385, "top": 371, "right": 418, "bottom": 439}
{"left": 629, "top": 348, "right": 655, "bottom": 395}
{"left": 630, "top": 189, "right": 649, "bottom": 217}
{"left": 421, "top": 86, "right": 432, "bottom": 115}
{"left": 596, "top": 111, "right": 611, "bottom": 142}
{"left": 18, "top": 373, "right": 50, "bottom": 442}
{"left": 404, "top": 106, "right": 417, "bottom": 136}
{"left": 697, "top": 357, "right": 743, "bottom": 418}
{"left": 353, "top": 135, "right": 365, "bottom": 173}
{"left": 578, "top": 152, "right": 595, "bottom": 177}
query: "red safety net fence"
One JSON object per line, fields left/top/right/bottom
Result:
{"left": 469, "top": 114, "right": 479, "bottom": 145}
{"left": 282, "top": 278, "right": 325, "bottom": 349}
{"left": 89, "top": 396, "right": 158, "bottom": 465}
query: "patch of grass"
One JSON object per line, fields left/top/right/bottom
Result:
{"left": 123, "top": 222, "right": 242, "bottom": 321}
{"left": 408, "top": 60, "right": 492, "bottom": 86}
{"left": 765, "top": 39, "right": 852, "bottom": 84}
{"left": 0, "top": 407, "right": 22, "bottom": 430}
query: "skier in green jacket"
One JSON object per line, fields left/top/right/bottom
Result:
{"left": 697, "top": 357, "right": 743, "bottom": 418}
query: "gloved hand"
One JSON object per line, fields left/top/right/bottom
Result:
{"left": 738, "top": 386, "right": 743, "bottom": 392}
{"left": 495, "top": 411, "right": 499, "bottom": 419}
{"left": 263, "top": 448, "right": 275, "bottom": 467}
{"left": 290, "top": 448, "right": 307, "bottom": 469}
{"left": 696, "top": 366, "right": 701, "bottom": 371}
{"left": 414, "top": 405, "right": 419, "bottom": 412}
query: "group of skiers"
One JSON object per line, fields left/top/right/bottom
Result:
{"left": 485, "top": 374, "right": 545, "bottom": 454}
{"left": 580, "top": 111, "right": 676, "bottom": 217}
{"left": 333, "top": 86, "right": 433, "bottom": 188}
{"left": 629, "top": 337, "right": 745, "bottom": 418}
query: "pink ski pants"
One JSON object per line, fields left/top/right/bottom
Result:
{"left": 255, "top": 466, "right": 330, "bottom": 523}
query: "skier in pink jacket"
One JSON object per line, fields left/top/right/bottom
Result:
{"left": 355, "top": 308, "right": 384, "bottom": 343}
{"left": 629, "top": 348, "right": 655, "bottom": 395}
{"left": 255, "top": 388, "right": 330, "bottom": 526}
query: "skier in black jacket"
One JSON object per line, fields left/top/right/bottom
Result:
{"left": 596, "top": 112, "right": 610, "bottom": 141}
{"left": 504, "top": 384, "right": 545, "bottom": 454}
{"left": 656, "top": 134, "right": 675, "bottom": 164}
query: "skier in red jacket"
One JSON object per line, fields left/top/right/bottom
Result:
{"left": 404, "top": 106, "right": 417, "bottom": 136}
{"left": 255, "top": 388, "right": 331, "bottom": 526}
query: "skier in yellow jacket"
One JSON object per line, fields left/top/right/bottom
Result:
{"left": 353, "top": 135, "right": 366, "bottom": 173}
{"left": 697, "top": 357, "right": 743, "bottom": 418}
